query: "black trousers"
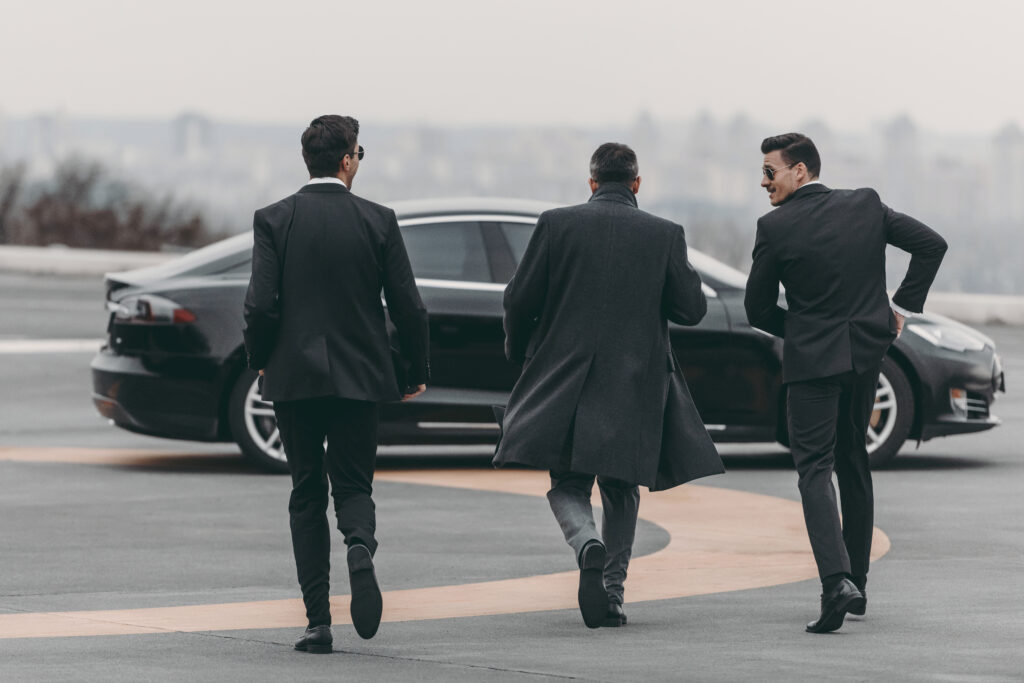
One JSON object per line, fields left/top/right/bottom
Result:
{"left": 786, "top": 366, "right": 879, "bottom": 581}
{"left": 273, "top": 396, "right": 379, "bottom": 628}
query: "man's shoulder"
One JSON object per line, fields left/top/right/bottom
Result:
{"left": 832, "top": 187, "right": 881, "bottom": 204}
{"left": 254, "top": 194, "right": 297, "bottom": 225}
{"left": 347, "top": 192, "right": 396, "bottom": 221}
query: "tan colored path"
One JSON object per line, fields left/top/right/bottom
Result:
{"left": 0, "top": 449, "right": 889, "bottom": 639}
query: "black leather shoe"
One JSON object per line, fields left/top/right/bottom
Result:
{"left": 577, "top": 540, "right": 608, "bottom": 629}
{"left": 805, "top": 578, "right": 865, "bottom": 634}
{"left": 348, "top": 544, "right": 383, "bottom": 640}
{"left": 848, "top": 588, "right": 867, "bottom": 616}
{"left": 294, "top": 625, "right": 333, "bottom": 654}
{"left": 603, "top": 603, "right": 627, "bottom": 627}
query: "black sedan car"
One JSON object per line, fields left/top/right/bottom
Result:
{"left": 91, "top": 198, "right": 1004, "bottom": 472}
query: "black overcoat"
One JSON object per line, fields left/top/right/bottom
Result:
{"left": 243, "top": 183, "right": 429, "bottom": 402}
{"left": 492, "top": 183, "right": 724, "bottom": 491}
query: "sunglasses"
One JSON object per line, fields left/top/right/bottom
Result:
{"left": 762, "top": 162, "right": 796, "bottom": 181}
{"left": 348, "top": 145, "right": 365, "bottom": 161}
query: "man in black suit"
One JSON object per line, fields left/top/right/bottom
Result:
{"left": 243, "top": 115, "right": 429, "bottom": 653}
{"left": 744, "top": 133, "right": 946, "bottom": 633}
{"left": 494, "top": 143, "right": 724, "bottom": 629}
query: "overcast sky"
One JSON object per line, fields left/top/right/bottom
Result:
{"left": 2, "top": 0, "right": 1021, "bottom": 134}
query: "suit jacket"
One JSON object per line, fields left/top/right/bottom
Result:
{"left": 243, "top": 183, "right": 429, "bottom": 402}
{"left": 744, "top": 184, "right": 947, "bottom": 383}
{"left": 492, "top": 183, "right": 724, "bottom": 491}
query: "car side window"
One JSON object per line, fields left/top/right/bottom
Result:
{"left": 399, "top": 221, "right": 490, "bottom": 282}
{"left": 499, "top": 222, "right": 535, "bottom": 265}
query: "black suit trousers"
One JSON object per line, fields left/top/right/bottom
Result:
{"left": 273, "top": 397, "right": 379, "bottom": 627}
{"left": 786, "top": 366, "right": 879, "bottom": 581}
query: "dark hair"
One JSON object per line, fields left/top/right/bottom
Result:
{"left": 301, "top": 115, "right": 360, "bottom": 177}
{"left": 589, "top": 142, "right": 639, "bottom": 184}
{"left": 760, "top": 133, "right": 821, "bottom": 178}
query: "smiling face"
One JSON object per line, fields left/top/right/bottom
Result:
{"left": 761, "top": 150, "right": 805, "bottom": 206}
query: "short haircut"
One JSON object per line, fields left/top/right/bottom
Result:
{"left": 589, "top": 143, "right": 639, "bottom": 184}
{"left": 760, "top": 133, "right": 821, "bottom": 178}
{"left": 301, "top": 115, "right": 360, "bottom": 177}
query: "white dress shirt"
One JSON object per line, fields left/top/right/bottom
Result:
{"left": 306, "top": 177, "right": 347, "bottom": 187}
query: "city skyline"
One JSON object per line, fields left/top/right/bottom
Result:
{"left": 1, "top": 109, "right": 1021, "bottom": 296}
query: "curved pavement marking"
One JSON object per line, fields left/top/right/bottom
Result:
{"left": 0, "top": 453, "right": 890, "bottom": 639}
{"left": 0, "top": 339, "right": 103, "bottom": 354}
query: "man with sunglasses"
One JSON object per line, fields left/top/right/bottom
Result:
{"left": 244, "top": 114, "right": 428, "bottom": 653}
{"left": 744, "top": 133, "right": 946, "bottom": 634}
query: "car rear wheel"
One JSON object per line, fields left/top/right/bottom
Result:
{"left": 227, "top": 370, "right": 289, "bottom": 473}
{"left": 867, "top": 360, "right": 914, "bottom": 469}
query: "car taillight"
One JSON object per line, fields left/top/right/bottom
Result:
{"left": 113, "top": 295, "right": 197, "bottom": 324}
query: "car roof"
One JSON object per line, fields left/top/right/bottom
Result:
{"left": 390, "top": 197, "right": 560, "bottom": 220}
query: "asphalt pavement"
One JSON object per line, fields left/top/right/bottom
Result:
{"left": 1, "top": 272, "right": 1022, "bottom": 682}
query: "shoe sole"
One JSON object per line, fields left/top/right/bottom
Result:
{"left": 601, "top": 614, "right": 627, "bottom": 628}
{"left": 295, "top": 643, "right": 333, "bottom": 654}
{"left": 578, "top": 544, "right": 608, "bottom": 629}
{"left": 348, "top": 545, "right": 383, "bottom": 640}
{"left": 805, "top": 593, "right": 865, "bottom": 634}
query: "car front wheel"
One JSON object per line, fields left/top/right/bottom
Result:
{"left": 227, "top": 369, "right": 289, "bottom": 473}
{"left": 775, "top": 359, "right": 915, "bottom": 469}
{"left": 867, "top": 360, "right": 915, "bottom": 469}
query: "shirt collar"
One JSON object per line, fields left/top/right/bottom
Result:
{"left": 306, "top": 177, "right": 347, "bottom": 188}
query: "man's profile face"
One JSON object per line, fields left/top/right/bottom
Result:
{"left": 761, "top": 150, "right": 800, "bottom": 206}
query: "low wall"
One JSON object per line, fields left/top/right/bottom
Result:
{"left": 0, "top": 245, "right": 172, "bottom": 276}
{"left": 1, "top": 245, "right": 1020, "bottom": 326}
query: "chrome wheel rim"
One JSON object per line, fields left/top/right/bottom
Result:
{"left": 243, "top": 377, "right": 286, "bottom": 463}
{"left": 867, "top": 372, "right": 897, "bottom": 454}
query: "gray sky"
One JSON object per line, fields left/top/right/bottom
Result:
{"left": 2, "top": 0, "right": 1021, "bottom": 133}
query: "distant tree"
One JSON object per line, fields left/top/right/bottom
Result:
{"left": 0, "top": 158, "right": 215, "bottom": 250}
{"left": 0, "top": 163, "right": 26, "bottom": 244}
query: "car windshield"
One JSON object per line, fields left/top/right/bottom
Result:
{"left": 687, "top": 248, "right": 748, "bottom": 290}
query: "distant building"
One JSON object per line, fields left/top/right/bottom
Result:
{"left": 173, "top": 112, "right": 212, "bottom": 161}
{"left": 991, "top": 123, "right": 1024, "bottom": 222}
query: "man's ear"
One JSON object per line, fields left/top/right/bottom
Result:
{"left": 631, "top": 176, "right": 642, "bottom": 195}
{"left": 588, "top": 178, "right": 599, "bottom": 194}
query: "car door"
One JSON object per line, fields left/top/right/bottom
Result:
{"left": 397, "top": 216, "right": 508, "bottom": 393}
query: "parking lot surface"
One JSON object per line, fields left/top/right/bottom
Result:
{"left": 1, "top": 273, "right": 1022, "bottom": 682}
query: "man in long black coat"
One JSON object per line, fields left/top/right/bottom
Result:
{"left": 493, "top": 143, "right": 723, "bottom": 629}
{"left": 244, "top": 115, "right": 429, "bottom": 652}
{"left": 745, "top": 133, "right": 946, "bottom": 634}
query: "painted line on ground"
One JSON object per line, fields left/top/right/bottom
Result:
{"left": 0, "top": 449, "right": 890, "bottom": 639}
{"left": 0, "top": 339, "right": 104, "bottom": 354}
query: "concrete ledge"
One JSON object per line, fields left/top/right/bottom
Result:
{"left": 1, "top": 244, "right": 1021, "bottom": 326}
{"left": 925, "top": 293, "right": 1024, "bottom": 327}
{"left": 0, "top": 245, "right": 173, "bottom": 277}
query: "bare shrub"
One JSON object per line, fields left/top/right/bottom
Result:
{"left": 0, "top": 158, "right": 215, "bottom": 250}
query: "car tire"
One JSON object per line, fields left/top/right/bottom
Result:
{"left": 867, "top": 360, "right": 915, "bottom": 469}
{"left": 227, "top": 369, "right": 289, "bottom": 473}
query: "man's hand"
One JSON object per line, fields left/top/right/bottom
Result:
{"left": 402, "top": 384, "right": 426, "bottom": 401}
{"left": 258, "top": 369, "right": 265, "bottom": 376}
{"left": 893, "top": 310, "right": 905, "bottom": 338}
